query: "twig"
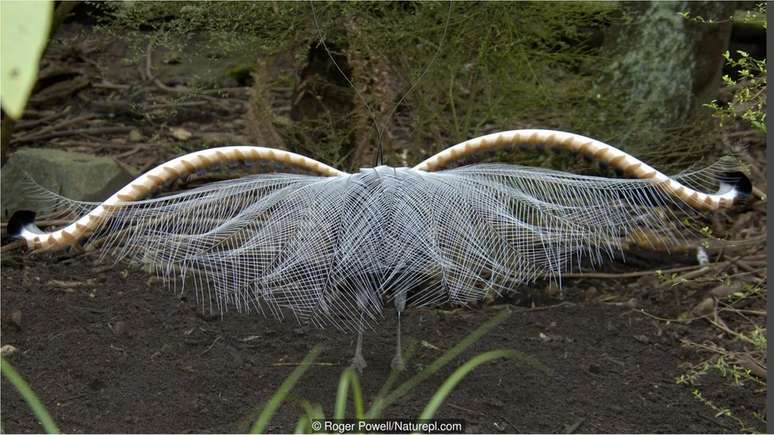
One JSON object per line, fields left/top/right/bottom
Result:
{"left": 723, "top": 270, "right": 767, "bottom": 282}
{"left": 680, "top": 338, "right": 727, "bottom": 355}
{"left": 1, "top": 240, "right": 24, "bottom": 252}
{"left": 93, "top": 81, "right": 132, "bottom": 91}
{"left": 19, "top": 109, "right": 56, "bottom": 117}
{"left": 736, "top": 353, "right": 767, "bottom": 379}
{"left": 70, "top": 305, "right": 107, "bottom": 314}
{"left": 199, "top": 87, "right": 250, "bottom": 96}
{"left": 672, "top": 266, "right": 712, "bottom": 281}
{"left": 561, "top": 264, "right": 708, "bottom": 279}
{"left": 709, "top": 307, "right": 761, "bottom": 347}
{"left": 115, "top": 144, "right": 149, "bottom": 159}
{"left": 693, "top": 411, "right": 734, "bottom": 432}
{"left": 47, "top": 139, "right": 126, "bottom": 149}
{"left": 146, "top": 101, "right": 211, "bottom": 109}
{"left": 727, "top": 257, "right": 758, "bottom": 274}
{"left": 199, "top": 335, "right": 223, "bottom": 356}
{"left": 638, "top": 309, "right": 706, "bottom": 324}
{"left": 14, "top": 127, "right": 134, "bottom": 144}
{"left": 13, "top": 114, "right": 97, "bottom": 142}
{"left": 643, "top": 235, "right": 766, "bottom": 256}
{"left": 96, "top": 80, "right": 246, "bottom": 98}
{"left": 270, "top": 362, "right": 338, "bottom": 367}
{"left": 509, "top": 301, "right": 575, "bottom": 313}
{"left": 683, "top": 339, "right": 767, "bottom": 381}
{"left": 47, "top": 279, "right": 86, "bottom": 289}
{"left": 14, "top": 107, "right": 70, "bottom": 130}
{"left": 719, "top": 307, "right": 766, "bottom": 317}
{"left": 447, "top": 403, "right": 486, "bottom": 417}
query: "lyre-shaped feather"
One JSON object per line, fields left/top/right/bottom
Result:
{"left": 10, "top": 130, "right": 751, "bottom": 331}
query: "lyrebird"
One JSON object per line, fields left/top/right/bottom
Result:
{"left": 10, "top": 129, "right": 751, "bottom": 370}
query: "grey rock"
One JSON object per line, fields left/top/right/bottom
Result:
{"left": 128, "top": 129, "right": 144, "bottom": 142}
{"left": 1, "top": 148, "right": 136, "bottom": 218}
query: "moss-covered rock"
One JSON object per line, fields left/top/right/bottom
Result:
{"left": 1, "top": 148, "right": 136, "bottom": 218}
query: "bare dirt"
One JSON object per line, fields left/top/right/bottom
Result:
{"left": 0, "top": 254, "right": 760, "bottom": 433}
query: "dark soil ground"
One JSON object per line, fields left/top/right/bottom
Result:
{"left": 1, "top": 9, "right": 767, "bottom": 435}
{"left": 0, "top": 255, "right": 764, "bottom": 433}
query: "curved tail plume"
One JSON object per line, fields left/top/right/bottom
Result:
{"left": 415, "top": 129, "right": 751, "bottom": 210}
{"left": 11, "top": 146, "right": 345, "bottom": 251}
{"left": 10, "top": 130, "right": 750, "bottom": 256}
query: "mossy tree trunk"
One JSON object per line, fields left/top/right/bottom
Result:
{"left": 603, "top": 2, "right": 735, "bottom": 147}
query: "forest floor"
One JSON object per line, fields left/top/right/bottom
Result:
{"left": 1, "top": 18, "right": 768, "bottom": 434}
{"left": 0, "top": 258, "right": 764, "bottom": 434}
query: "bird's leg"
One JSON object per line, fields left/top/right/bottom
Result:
{"left": 351, "top": 312, "right": 367, "bottom": 372}
{"left": 391, "top": 312, "right": 406, "bottom": 371}
{"left": 391, "top": 294, "right": 407, "bottom": 371}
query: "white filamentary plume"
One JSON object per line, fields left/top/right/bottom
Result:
{"left": 10, "top": 129, "right": 750, "bottom": 370}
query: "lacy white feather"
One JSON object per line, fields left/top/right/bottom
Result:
{"left": 25, "top": 162, "right": 730, "bottom": 331}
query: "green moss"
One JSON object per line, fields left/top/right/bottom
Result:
{"left": 604, "top": 2, "right": 695, "bottom": 144}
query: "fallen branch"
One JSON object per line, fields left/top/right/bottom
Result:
{"left": 561, "top": 264, "right": 709, "bottom": 279}
{"left": 14, "top": 107, "right": 71, "bottom": 130}
{"left": 93, "top": 81, "right": 132, "bottom": 91}
{"left": 115, "top": 144, "right": 149, "bottom": 159}
{"left": 270, "top": 362, "right": 338, "bottom": 367}
{"left": 736, "top": 353, "right": 767, "bottom": 379}
{"left": 13, "top": 114, "right": 97, "bottom": 143}
{"left": 13, "top": 126, "right": 134, "bottom": 144}
{"left": 0, "top": 240, "right": 25, "bottom": 252}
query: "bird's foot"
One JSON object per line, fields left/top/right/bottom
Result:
{"left": 351, "top": 353, "right": 367, "bottom": 373}
{"left": 390, "top": 353, "right": 406, "bottom": 372}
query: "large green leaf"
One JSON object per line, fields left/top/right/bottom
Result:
{"left": 1, "top": 0, "right": 53, "bottom": 119}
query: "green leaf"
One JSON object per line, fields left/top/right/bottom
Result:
{"left": 365, "top": 309, "right": 511, "bottom": 419}
{"left": 250, "top": 346, "right": 322, "bottom": 434}
{"left": 1, "top": 357, "right": 60, "bottom": 434}
{"left": 0, "top": 0, "right": 53, "bottom": 119}
{"left": 334, "top": 369, "right": 365, "bottom": 420}
{"left": 418, "top": 350, "right": 514, "bottom": 420}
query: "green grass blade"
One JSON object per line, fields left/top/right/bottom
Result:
{"left": 418, "top": 350, "right": 514, "bottom": 420}
{"left": 334, "top": 369, "right": 365, "bottom": 419}
{"left": 366, "top": 309, "right": 510, "bottom": 418}
{"left": 293, "top": 416, "right": 308, "bottom": 434}
{"left": 299, "top": 399, "right": 326, "bottom": 421}
{"left": 250, "top": 346, "right": 323, "bottom": 434}
{"left": 1, "top": 357, "right": 60, "bottom": 434}
{"left": 293, "top": 399, "right": 326, "bottom": 434}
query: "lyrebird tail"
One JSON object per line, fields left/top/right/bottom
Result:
{"left": 8, "top": 129, "right": 752, "bottom": 330}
